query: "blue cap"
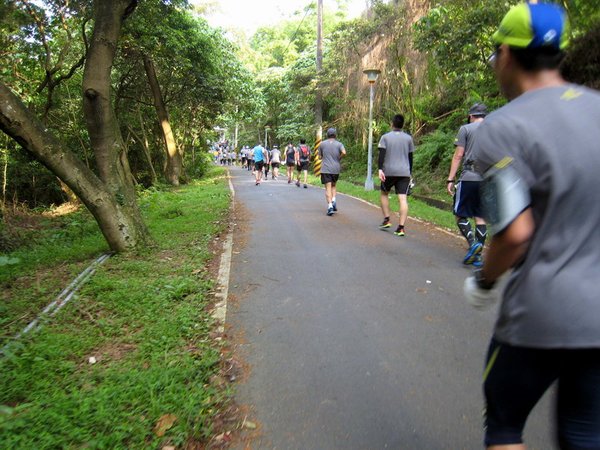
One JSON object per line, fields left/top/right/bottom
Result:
{"left": 493, "top": 2, "right": 570, "bottom": 50}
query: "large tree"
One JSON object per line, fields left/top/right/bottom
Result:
{"left": 0, "top": 0, "right": 148, "bottom": 252}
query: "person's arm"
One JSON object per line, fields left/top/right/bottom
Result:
{"left": 377, "top": 147, "right": 386, "bottom": 181}
{"left": 340, "top": 145, "right": 346, "bottom": 157}
{"left": 447, "top": 146, "right": 464, "bottom": 195}
{"left": 464, "top": 208, "right": 534, "bottom": 309}
{"left": 480, "top": 207, "right": 534, "bottom": 285}
{"left": 408, "top": 152, "right": 413, "bottom": 175}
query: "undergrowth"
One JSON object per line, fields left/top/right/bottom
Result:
{"left": 0, "top": 166, "right": 232, "bottom": 449}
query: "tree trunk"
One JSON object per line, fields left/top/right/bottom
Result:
{"left": 0, "top": 82, "right": 145, "bottom": 252}
{"left": 130, "top": 115, "right": 158, "bottom": 184}
{"left": 1, "top": 138, "right": 7, "bottom": 208}
{"left": 142, "top": 53, "right": 182, "bottom": 186}
{"left": 81, "top": 0, "right": 148, "bottom": 250}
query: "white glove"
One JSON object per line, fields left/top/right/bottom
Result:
{"left": 464, "top": 275, "right": 499, "bottom": 311}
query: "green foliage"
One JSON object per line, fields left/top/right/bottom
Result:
{"left": 413, "top": 0, "right": 507, "bottom": 111}
{"left": 413, "top": 129, "right": 455, "bottom": 173}
{"left": 562, "top": 20, "right": 600, "bottom": 90}
{"left": 0, "top": 167, "right": 231, "bottom": 448}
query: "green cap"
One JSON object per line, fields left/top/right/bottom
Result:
{"left": 493, "top": 2, "right": 570, "bottom": 50}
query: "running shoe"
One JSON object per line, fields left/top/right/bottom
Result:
{"left": 332, "top": 201, "right": 337, "bottom": 211}
{"left": 288, "top": 179, "right": 291, "bottom": 184}
{"left": 296, "top": 180, "right": 300, "bottom": 187}
{"left": 379, "top": 218, "right": 391, "bottom": 229}
{"left": 472, "top": 255, "right": 483, "bottom": 268}
{"left": 327, "top": 207, "right": 334, "bottom": 216}
{"left": 304, "top": 184, "right": 307, "bottom": 189}
{"left": 393, "top": 226, "right": 405, "bottom": 236}
{"left": 255, "top": 181, "right": 260, "bottom": 186}
{"left": 463, "top": 242, "right": 483, "bottom": 265}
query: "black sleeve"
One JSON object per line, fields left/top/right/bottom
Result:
{"left": 378, "top": 147, "right": 386, "bottom": 170}
{"left": 409, "top": 152, "right": 413, "bottom": 174}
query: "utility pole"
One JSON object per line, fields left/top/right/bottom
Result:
{"left": 312, "top": 0, "right": 324, "bottom": 176}
{"left": 315, "top": 0, "right": 323, "bottom": 141}
{"left": 234, "top": 105, "right": 239, "bottom": 150}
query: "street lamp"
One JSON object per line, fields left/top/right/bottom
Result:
{"left": 363, "top": 69, "right": 380, "bottom": 191}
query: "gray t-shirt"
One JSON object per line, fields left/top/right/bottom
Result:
{"left": 378, "top": 130, "right": 414, "bottom": 177}
{"left": 455, "top": 121, "right": 483, "bottom": 182}
{"left": 319, "top": 139, "right": 345, "bottom": 174}
{"left": 472, "top": 84, "right": 600, "bottom": 348}
{"left": 270, "top": 148, "right": 281, "bottom": 163}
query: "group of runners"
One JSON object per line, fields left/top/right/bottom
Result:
{"left": 208, "top": 4, "right": 600, "bottom": 447}
{"left": 212, "top": 141, "right": 237, "bottom": 165}
{"left": 221, "top": 4, "right": 600, "bottom": 449}
{"left": 237, "top": 130, "right": 346, "bottom": 216}
{"left": 237, "top": 139, "right": 313, "bottom": 188}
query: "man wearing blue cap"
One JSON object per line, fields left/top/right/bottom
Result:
{"left": 463, "top": 3, "right": 600, "bottom": 449}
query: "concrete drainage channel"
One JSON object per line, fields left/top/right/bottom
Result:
{"left": 0, "top": 252, "right": 113, "bottom": 357}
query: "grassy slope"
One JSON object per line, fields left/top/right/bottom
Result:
{"left": 1, "top": 167, "right": 231, "bottom": 449}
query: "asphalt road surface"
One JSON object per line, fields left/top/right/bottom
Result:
{"left": 226, "top": 166, "right": 554, "bottom": 450}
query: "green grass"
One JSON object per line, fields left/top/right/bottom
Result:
{"left": 1, "top": 166, "right": 232, "bottom": 449}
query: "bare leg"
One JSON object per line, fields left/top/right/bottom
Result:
{"left": 303, "top": 170, "right": 308, "bottom": 184}
{"left": 398, "top": 194, "right": 408, "bottom": 226}
{"left": 380, "top": 191, "right": 390, "bottom": 218}
{"left": 325, "top": 183, "right": 333, "bottom": 204}
{"left": 331, "top": 183, "right": 337, "bottom": 202}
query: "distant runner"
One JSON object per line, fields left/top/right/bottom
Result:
{"left": 296, "top": 139, "right": 311, "bottom": 189}
{"left": 285, "top": 143, "right": 296, "bottom": 184}
{"left": 319, "top": 128, "right": 346, "bottom": 216}
{"left": 377, "top": 114, "right": 414, "bottom": 237}
{"left": 270, "top": 145, "right": 281, "bottom": 180}
{"left": 252, "top": 143, "right": 266, "bottom": 185}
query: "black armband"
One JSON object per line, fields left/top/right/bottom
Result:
{"left": 378, "top": 148, "right": 386, "bottom": 171}
{"left": 474, "top": 268, "right": 495, "bottom": 290}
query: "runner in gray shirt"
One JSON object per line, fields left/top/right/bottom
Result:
{"left": 319, "top": 128, "right": 346, "bottom": 216}
{"left": 463, "top": 3, "right": 600, "bottom": 448}
{"left": 270, "top": 145, "right": 281, "bottom": 180}
{"left": 447, "top": 103, "right": 488, "bottom": 266}
{"left": 377, "top": 114, "right": 414, "bottom": 236}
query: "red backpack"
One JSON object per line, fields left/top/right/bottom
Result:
{"left": 299, "top": 144, "right": 309, "bottom": 158}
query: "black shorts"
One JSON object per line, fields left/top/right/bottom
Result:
{"left": 297, "top": 161, "right": 309, "bottom": 171}
{"left": 271, "top": 162, "right": 280, "bottom": 169}
{"left": 483, "top": 339, "right": 600, "bottom": 448}
{"left": 453, "top": 180, "right": 483, "bottom": 218}
{"left": 286, "top": 161, "right": 295, "bottom": 167}
{"left": 321, "top": 173, "right": 339, "bottom": 184}
{"left": 254, "top": 161, "right": 264, "bottom": 171}
{"left": 381, "top": 176, "right": 411, "bottom": 194}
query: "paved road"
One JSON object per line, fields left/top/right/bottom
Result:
{"left": 226, "top": 166, "right": 553, "bottom": 450}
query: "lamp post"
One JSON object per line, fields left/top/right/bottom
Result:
{"left": 363, "top": 69, "right": 380, "bottom": 191}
